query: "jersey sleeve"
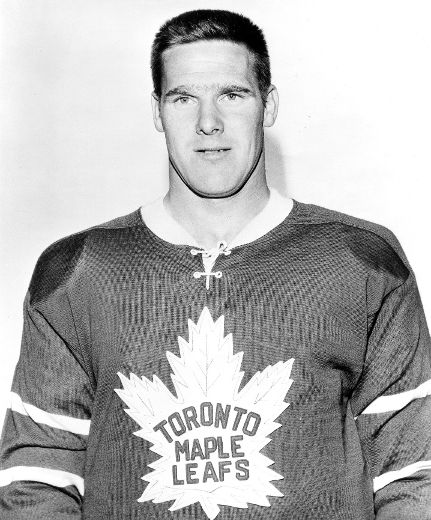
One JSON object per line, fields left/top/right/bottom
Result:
{"left": 351, "top": 263, "right": 431, "bottom": 518}
{"left": 0, "top": 275, "right": 94, "bottom": 518}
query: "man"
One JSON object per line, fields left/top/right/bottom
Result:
{"left": 0, "top": 9, "right": 430, "bottom": 519}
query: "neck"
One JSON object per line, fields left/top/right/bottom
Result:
{"left": 164, "top": 161, "right": 270, "bottom": 250}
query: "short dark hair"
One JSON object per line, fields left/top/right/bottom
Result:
{"left": 151, "top": 9, "right": 271, "bottom": 102}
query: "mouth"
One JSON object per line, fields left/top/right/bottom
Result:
{"left": 196, "top": 147, "right": 231, "bottom": 153}
{"left": 195, "top": 148, "right": 231, "bottom": 159}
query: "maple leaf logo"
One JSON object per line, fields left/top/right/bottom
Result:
{"left": 116, "top": 307, "right": 294, "bottom": 519}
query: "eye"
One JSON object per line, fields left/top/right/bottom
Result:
{"left": 173, "top": 96, "right": 194, "bottom": 107}
{"left": 220, "top": 92, "right": 245, "bottom": 105}
{"left": 225, "top": 93, "right": 241, "bottom": 101}
{"left": 174, "top": 96, "right": 194, "bottom": 106}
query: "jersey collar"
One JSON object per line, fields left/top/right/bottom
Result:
{"left": 140, "top": 188, "right": 293, "bottom": 249}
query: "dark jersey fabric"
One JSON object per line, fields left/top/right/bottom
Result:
{"left": 1, "top": 199, "right": 430, "bottom": 519}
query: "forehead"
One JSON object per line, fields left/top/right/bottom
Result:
{"left": 160, "top": 40, "right": 257, "bottom": 91}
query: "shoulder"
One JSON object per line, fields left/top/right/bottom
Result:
{"left": 29, "top": 209, "right": 142, "bottom": 304}
{"left": 291, "top": 200, "right": 410, "bottom": 282}
{"left": 292, "top": 200, "right": 400, "bottom": 249}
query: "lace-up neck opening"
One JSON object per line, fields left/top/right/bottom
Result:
{"left": 191, "top": 241, "right": 232, "bottom": 290}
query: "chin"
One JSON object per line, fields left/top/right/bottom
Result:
{"left": 190, "top": 182, "right": 247, "bottom": 199}
{"left": 171, "top": 158, "right": 251, "bottom": 198}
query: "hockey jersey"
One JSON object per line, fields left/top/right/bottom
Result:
{"left": 1, "top": 193, "right": 430, "bottom": 519}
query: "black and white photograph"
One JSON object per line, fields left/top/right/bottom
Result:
{"left": 1, "top": 1, "right": 430, "bottom": 518}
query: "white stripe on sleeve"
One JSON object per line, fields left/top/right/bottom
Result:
{"left": 374, "top": 460, "right": 431, "bottom": 492}
{"left": 360, "top": 379, "right": 431, "bottom": 415}
{"left": 0, "top": 466, "right": 85, "bottom": 495}
{"left": 9, "top": 392, "right": 90, "bottom": 435}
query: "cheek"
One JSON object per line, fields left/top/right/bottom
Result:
{"left": 164, "top": 116, "right": 196, "bottom": 148}
{"left": 164, "top": 106, "right": 197, "bottom": 126}
{"left": 229, "top": 111, "right": 263, "bottom": 137}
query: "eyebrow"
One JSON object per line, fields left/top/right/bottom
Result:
{"left": 164, "top": 84, "right": 254, "bottom": 98}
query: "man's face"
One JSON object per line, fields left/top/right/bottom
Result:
{"left": 152, "top": 40, "right": 278, "bottom": 198}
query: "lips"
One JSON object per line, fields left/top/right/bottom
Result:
{"left": 196, "top": 148, "right": 231, "bottom": 153}
{"left": 195, "top": 148, "right": 231, "bottom": 161}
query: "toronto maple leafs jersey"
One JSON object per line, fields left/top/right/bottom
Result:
{"left": 1, "top": 192, "right": 431, "bottom": 519}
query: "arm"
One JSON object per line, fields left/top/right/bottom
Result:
{"left": 352, "top": 269, "right": 431, "bottom": 519}
{"left": 0, "top": 284, "right": 94, "bottom": 518}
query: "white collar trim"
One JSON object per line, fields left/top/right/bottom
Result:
{"left": 140, "top": 188, "right": 294, "bottom": 249}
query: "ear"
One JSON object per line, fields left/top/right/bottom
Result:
{"left": 263, "top": 85, "right": 279, "bottom": 128}
{"left": 151, "top": 92, "right": 164, "bottom": 133}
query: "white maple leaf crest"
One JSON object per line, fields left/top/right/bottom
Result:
{"left": 116, "top": 307, "right": 294, "bottom": 519}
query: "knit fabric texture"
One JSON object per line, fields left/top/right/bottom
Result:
{"left": 1, "top": 199, "right": 430, "bottom": 519}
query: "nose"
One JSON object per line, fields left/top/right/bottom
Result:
{"left": 196, "top": 100, "right": 224, "bottom": 135}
